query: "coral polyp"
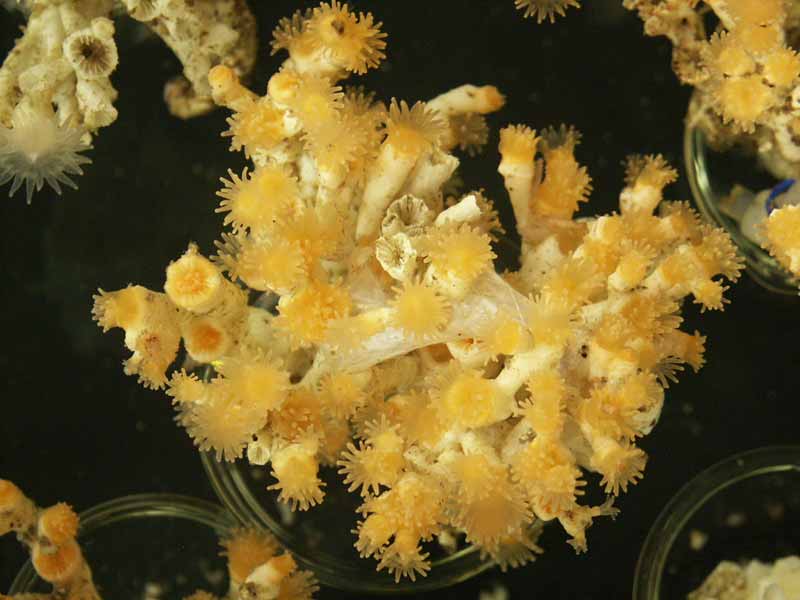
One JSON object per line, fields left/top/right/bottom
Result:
{"left": 0, "top": 109, "right": 91, "bottom": 204}
{"left": 514, "top": 0, "right": 581, "bottom": 23}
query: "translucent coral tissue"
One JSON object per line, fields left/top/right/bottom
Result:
{"left": 94, "top": 2, "right": 743, "bottom": 583}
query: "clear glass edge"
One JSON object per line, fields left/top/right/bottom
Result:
{"left": 631, "top": 445, "right": 800, "bottom": 600}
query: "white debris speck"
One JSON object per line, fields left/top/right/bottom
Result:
{"left": 479, "top": 583, "right": 509, "bottom": 600}
{"left": 276, "top": 498, "right": 296, "bottom": 526}
{"left": 142, "top": 582, "right": 163, "bottom": 600}
{"left": 689, "top": 528, "right": 708, "bottom": 551}
{"left": 437, "top": 529, "right": 458, "bottom": 554}
{"left": 766, "top": 501, "right": 785, "bottom": 521}
{"left": 725, "top": 511, "right": 747, "bottom": 527}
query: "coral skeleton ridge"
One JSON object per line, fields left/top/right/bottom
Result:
{"left": 86, "top": 0, "right": 745, "bottom": 584}
{"left": 0, "top": 479, "right": 318, "bottom": 600}
{"left": 0, "top": 0, "right": 257, "bottom": 203}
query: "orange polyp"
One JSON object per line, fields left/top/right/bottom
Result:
{"left": 717, "top": 74, "right": 775, "bottom": 130}
{"left": 226, "top": 99, "right": 285, "bottom": 155}
{"left": 481, "top": 86, "right": 506, "bottom": 112}
{"left": 208, "top": 64, "right": 236, "bottom": 93}
{"left": 533, "top": 144, "right": 592, "bottom": 218}
{"left": 267, "top": 553, "right": 297, "bottom": 578}
{"left": 499, "top": 125, "right": 539, "bottom": 164}
{"left": 305, "top": 1, "right": 387, "bottom": 74}
{"left": 439, "top": 371, "right": 499, "bottom": 429}
{"left": 164, "top": 246, "right": 222, "bottom": 313}
{"left": 189, "top": 322, "right": 221, "bottom": 351}
{"left": 764, "top": 48, "right": 800, "bottom": 88}
{"left": 0, "top": 480, "right": 23, "bottom": 510}
{"left": 357, "top": 514, "right": 395, "bottom": 556}
{"left": 39, "top": 503, "right": 79, "bottom": 545}
{"left": 274, "top": 281, "right": 352, "bottom": 347}
{"left": 32, "top": 539, "right": 81, "bottom": 583}
{"left": 183, "top": 317, "right": 231, "bottom": 363}
{"left": 220, "top": 355, "right": 289, "bottom": 414}
{"left": 385, "top": 100, "right": 446, "bottom": 155}
{"left": 91, "top": 285, "right": 147, "bottom": 332}
{"left": 764, "top": 205, "right": 800, "bottom": 274}
{"left": 390, "top": 282, "right": 450, "bottom": 337}
{"left": 725, "top": 0, "right": 784, "bottom": 26}
{"left": 167, "top": 371, "right": 206, "bottom": 405}
{"left": 734, "top": 23, "right": 781, "bottom": 55}
{"left": 267, "top": 70, "right": 300, "bottom": 104}
{"left": 222, "top": 528, "right": 279, "bottom": 583}
{"left": 424, "top": 226, "right": 495, "bottom": 285}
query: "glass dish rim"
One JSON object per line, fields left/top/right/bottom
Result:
{"left": 9, "top": 492, "right": 236, "bottom": 595}
{"left": 683, "top": 122, "right": 799, "bottom": 295}
{"left": 201, "top": 451, "right": 495, "bottom": 594}
{"left": 631, "top": 445, "right": 800, "bottom": 600}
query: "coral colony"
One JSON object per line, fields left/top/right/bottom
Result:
{"left": 0, "top": 480, "right": 318, "bottom": 600}
{"left": 86, "top": 2, "right": 744, "bottom": 583}
{"left": 689, "top": 557, "right": 800, "bottom": 600}
{"left": 622, "top": 0, "right": 800, "bottom": 286}
{"left": 0, "top": 0, "right": 256, "bottom": 203}
{"left": 625, "top": 0, "right": 800, "bottom": 180}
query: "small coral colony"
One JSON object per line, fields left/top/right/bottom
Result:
{"left": 0, "top": 480, "right": 318, "bottom": 600}
{"left": 7, "top": 0, "right": 792, "bottom": 595}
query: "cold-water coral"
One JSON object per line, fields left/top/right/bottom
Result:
{"left": 0, "top": 0, "right": 257, "bottom": 203}
{"left": 624, "top": 0, "right": 800, "bottom": 180}
{"left": 196, "top": 527, "right": 318, "bottom": 600}
{"left": 1, "top": 479, "right": 101, "bottom": 599}
{"left": 0, "top": 479, "right": 317, "bottom": 600}
{"left": 764, "top": 201, "right": 800, "bottom": 275}
{"left": 688, "top": 556, "right": 800, "bottom": 600}
{"left": 94, "top": 1, "right": 742, "bottom": 582}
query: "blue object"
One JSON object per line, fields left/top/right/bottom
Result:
{"left": 766, "top": 178, "right": 796, "bottom": 214}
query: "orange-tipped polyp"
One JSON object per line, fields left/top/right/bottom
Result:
{"left": 164, "top": 245, "right": 223, "bottom": 313}
{"left": 39, "top": 503, "right": 79, "bottom": 545}
{"left": 0, "top": 480, "right": 23, "bottom": 510}
{"left": 32, "top": 538, "right": 81, "bottom": 583}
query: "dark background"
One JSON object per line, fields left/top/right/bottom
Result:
{"left": 1, "top": 1, "right": 797, "bottom": 598}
